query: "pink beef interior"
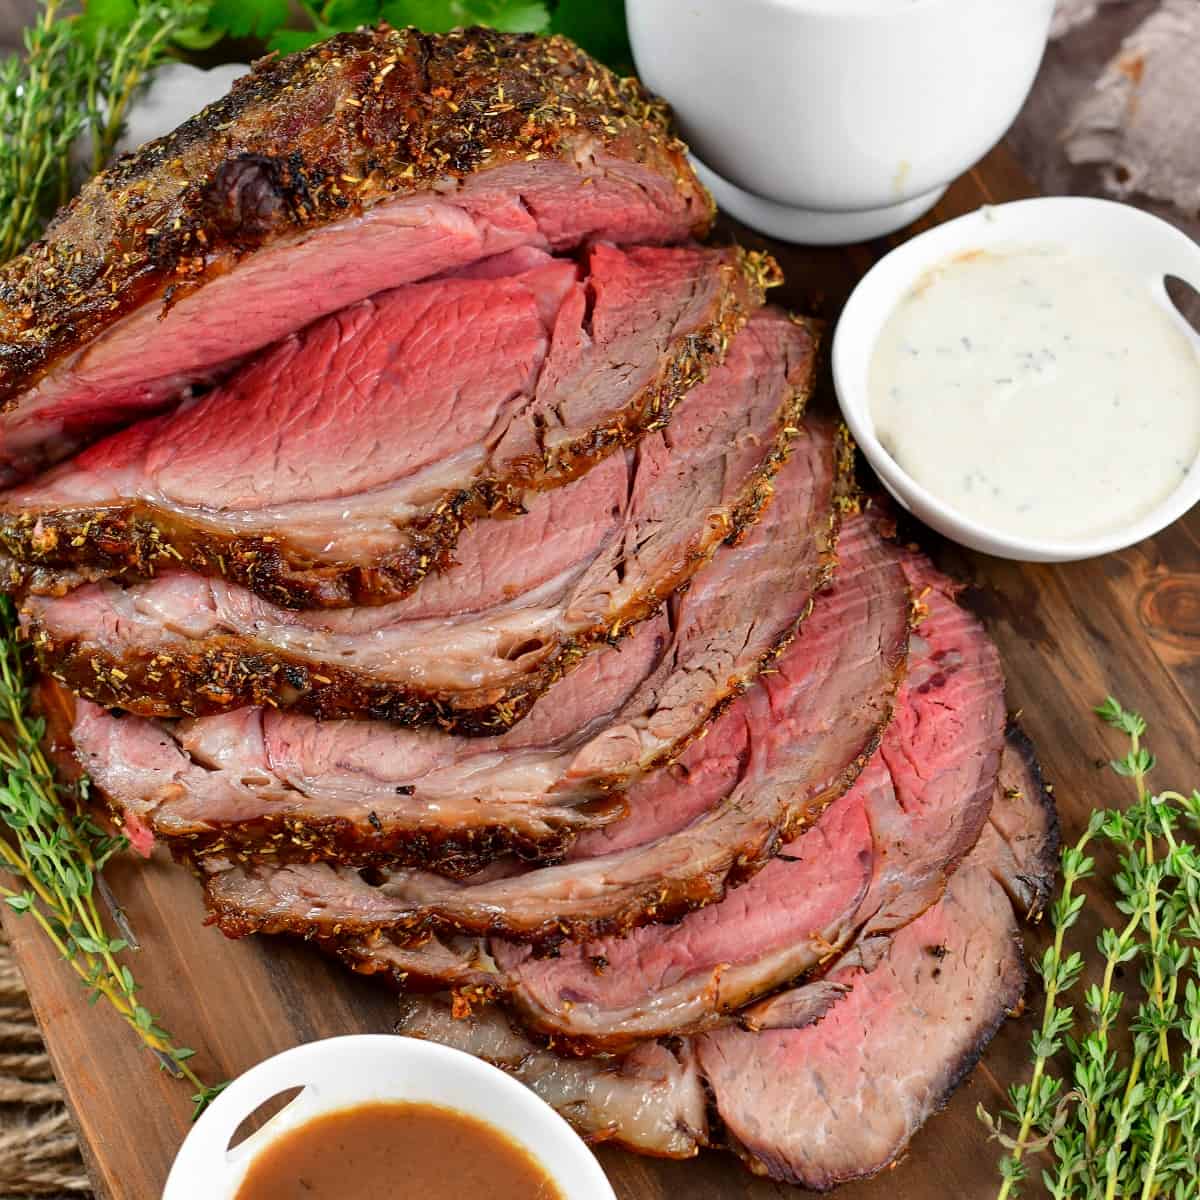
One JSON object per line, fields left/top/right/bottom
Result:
{"left": 6, "top": 242, "right": 733, "bottom": 573}
{"left": 3, "top": 155, "right": 707, "bottom": 481}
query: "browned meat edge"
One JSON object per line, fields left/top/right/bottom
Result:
{"left": 104, "top": 531, "right": 829, "bottom": 875}
{"left": 0, "top": 26, "right": 711, "bottom": 409}
{"left": 200, "top": 646, "right": 898, "bottom": 948}
{"left": 0, "top": 250, "right": 776, "bottom": 609}
{"left": 273, "top": 575, "right": 1020, "bottom": 1038}
{"left": 741, "top": 722, "right": 1057, "bottom": 1188}
{"left": 993, "top": 719, "right": 1060, "bottom": 919}
{"left": 385, "top": 723, "right": 1056, "bottom": 1185}
{"left": 200, "top": 521, "right": 908, "bottom": 947}
{"left": 170, "top": 797, "right": 624, "bottom": 879}
{"left": 99, "top": 500, "right": 839, "bottom": 876}
{"left": 25, "top": 364, "right": 846, "bottom": 736}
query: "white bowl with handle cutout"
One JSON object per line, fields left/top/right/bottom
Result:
{"left": 833, "top": 197, "right": 1200, "bottom": 560}
{"left": 162, "top": 1035, "right": 616, "bottom": 1199}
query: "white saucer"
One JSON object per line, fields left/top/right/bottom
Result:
{"left": 692, "top": 156, "right": 947, "bottom": 246}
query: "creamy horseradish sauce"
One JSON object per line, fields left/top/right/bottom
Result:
{"left": 868, "top": 246, "right": 1200, "bottom": 542}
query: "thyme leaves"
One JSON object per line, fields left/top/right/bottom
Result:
{"left": 0, "top": 0, "right": 206, "bottom": 263}
{"left": 0, "top": 596, "right": 224, "bottom": 1115}
{"left": 982, "top": 698, "right": 1200, "bottom": 1199}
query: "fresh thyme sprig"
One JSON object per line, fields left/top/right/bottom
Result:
{"left": 0, "top": 596, "right": 225, "bottom": 1117}
{"left": 981, "top": 698, "right": 1200, "bottom": 1199}
{"left": 0, "top": 0, "right": 207, "bottom": 263}
{"left": 0, "top": 0, "right": 92, "bottom": 261}
{"left": 80, "top": 2, "right": 209, "bottom": 177}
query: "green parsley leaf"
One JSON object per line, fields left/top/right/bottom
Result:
{"left": 207, "top": 0, "right": 292, "bottom": 39}
{"left": 551, "top": 0, "right": 631, "bottom": 74}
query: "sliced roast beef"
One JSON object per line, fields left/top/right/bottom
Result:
{"left": 202, "top": 508, "right": 911, "bottom": 946}
{"left": 396, "top": 734, "right": 1056, "bottom": 1182}
{"left": 2, "top": 243, "right": 769, "bottom": 608}
{"left": 0, "top": 28, "right": 712, "bottom": 482}
{"left": 25, "top": 311, "right": 821, "bottom": 731}
{"left": 400, "top": 996, "right": 712, "bottom": 1157}
{"left": 985, "top": 723, "right": 1060, "bottom": 919}
{"left": 692, "top": 854, "right": 1024, "bottom": 1188}
{"left": 69, "top": 619, "right": 665, "bottom": 875}
{"left": 484, "top": 548, "right": 1005, "bottom": 1047}
{"left": 322, "top": 544, "right": 1004, "bottom": 1041}
{"left": 73, "top": 407, "right": 840, "bottom": 874}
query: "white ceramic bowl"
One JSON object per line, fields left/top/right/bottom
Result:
{"left": 162, "top": 1035, "right": 615, "bottom": 1199}
{"left": 627, "top": 0, "right": 1055, "bottom": 243}
{"left": 833, "top": 197, "right": 1200, "bottom": 561}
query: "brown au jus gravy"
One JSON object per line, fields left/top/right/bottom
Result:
{"left": 234, "top": 1100, "right": 565, "bottom": 1199}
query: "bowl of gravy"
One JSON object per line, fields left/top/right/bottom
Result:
{"left": 833, "top": 197, "right": 1200, "bottom": 560}
{"left": 162, "top": 1035, "right": 615, "bottom": 1200}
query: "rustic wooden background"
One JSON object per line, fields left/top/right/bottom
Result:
{"left": 0, "top": 3, "right": 1198, "bottom": 1198}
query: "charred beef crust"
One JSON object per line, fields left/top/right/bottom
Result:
{"left": 25, "top": 350, "right": 843, "bottom": 734}
{"left": 197, "top": 663, "right": 891, "bottom": 953}
{"left": 0, "top": 251, "right": 777, "bottom": 609}
{"left": 213, "top": 531, "right": 1001, "bottom": 1054}
{"left": 161, "top": 802, "right": 618, "bottom": 880}
{"left": 0, "top": 26, "right": 711, "bottom": 410}
{"left": 996, "top": 720, "right": 1060, "bottom": 919}
{"left": 73, "top": 381, "right": 841, "bottom": 878}
{"left": 200, "top": 504, "right": 908, "bottom": 949}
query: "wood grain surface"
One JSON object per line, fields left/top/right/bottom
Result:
{"left": 3, "top": 142, "right": 1199, "bottom": 1200}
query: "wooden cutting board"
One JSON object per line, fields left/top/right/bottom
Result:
{"left": 5, "top": 142, "right": 1199, "bottom": 1200}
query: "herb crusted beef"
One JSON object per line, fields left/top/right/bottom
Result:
{"left": 187, "top": 536, "right": 1005, "bottom": 1055}
{"left": 200, "top": 508, "right": 911, "bottom": 947}
{"left": 6, "top": 25, "right": 1055, "bottom": 1192}
{"left": 395, "top": 726, "right": 1056, "bottom": 1186}
{"left": 0, "top": 28, "right": 712, "bottom": 482}
{"left": 485, "top": 547, "right": 1005, "bottom": 1048}
{"left": 71, "top": 409, "right": 843, "bottom": 876}
{"left": 1, "top": 242, "right": 771, "bottom": 607}
{"left": 24, "top": 310, "right": 821, "bottom": 732}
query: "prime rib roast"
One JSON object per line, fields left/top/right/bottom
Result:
{"left": 0, "top": 28, "right": 711, "bottom": 483}
{"left": 397, "top": 737, "right": 1057, "bottom": 1186}
{"left": 71, "top": 414, "right": 845, "bottom": 876}
{"left": 1, "top": 242, "right": 771, "bottom": 607}
{"left": 197, "top": 508, "right": 911, "bottom": 947}
{"left": 4, "top": 24, "right": 1057, "bottom": 1191}
{"left": 20, "top": 309, "right": 825, "bottom": 731}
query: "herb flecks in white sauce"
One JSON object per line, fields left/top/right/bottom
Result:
{"left": 868, "top": 246, "right": 1200, "bottom": 542}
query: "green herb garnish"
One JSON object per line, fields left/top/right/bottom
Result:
{"left": 981, "top": 698, "right": 1200, "bottom": 1199}
{"left": 0, "top": 0, "right": 207, "bottom": 262}
{"left": 0, "top": 597, "right": 224, "bottom": 1114}
{"left": 199, "top": 0, "right": 631, "bottom": 70}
